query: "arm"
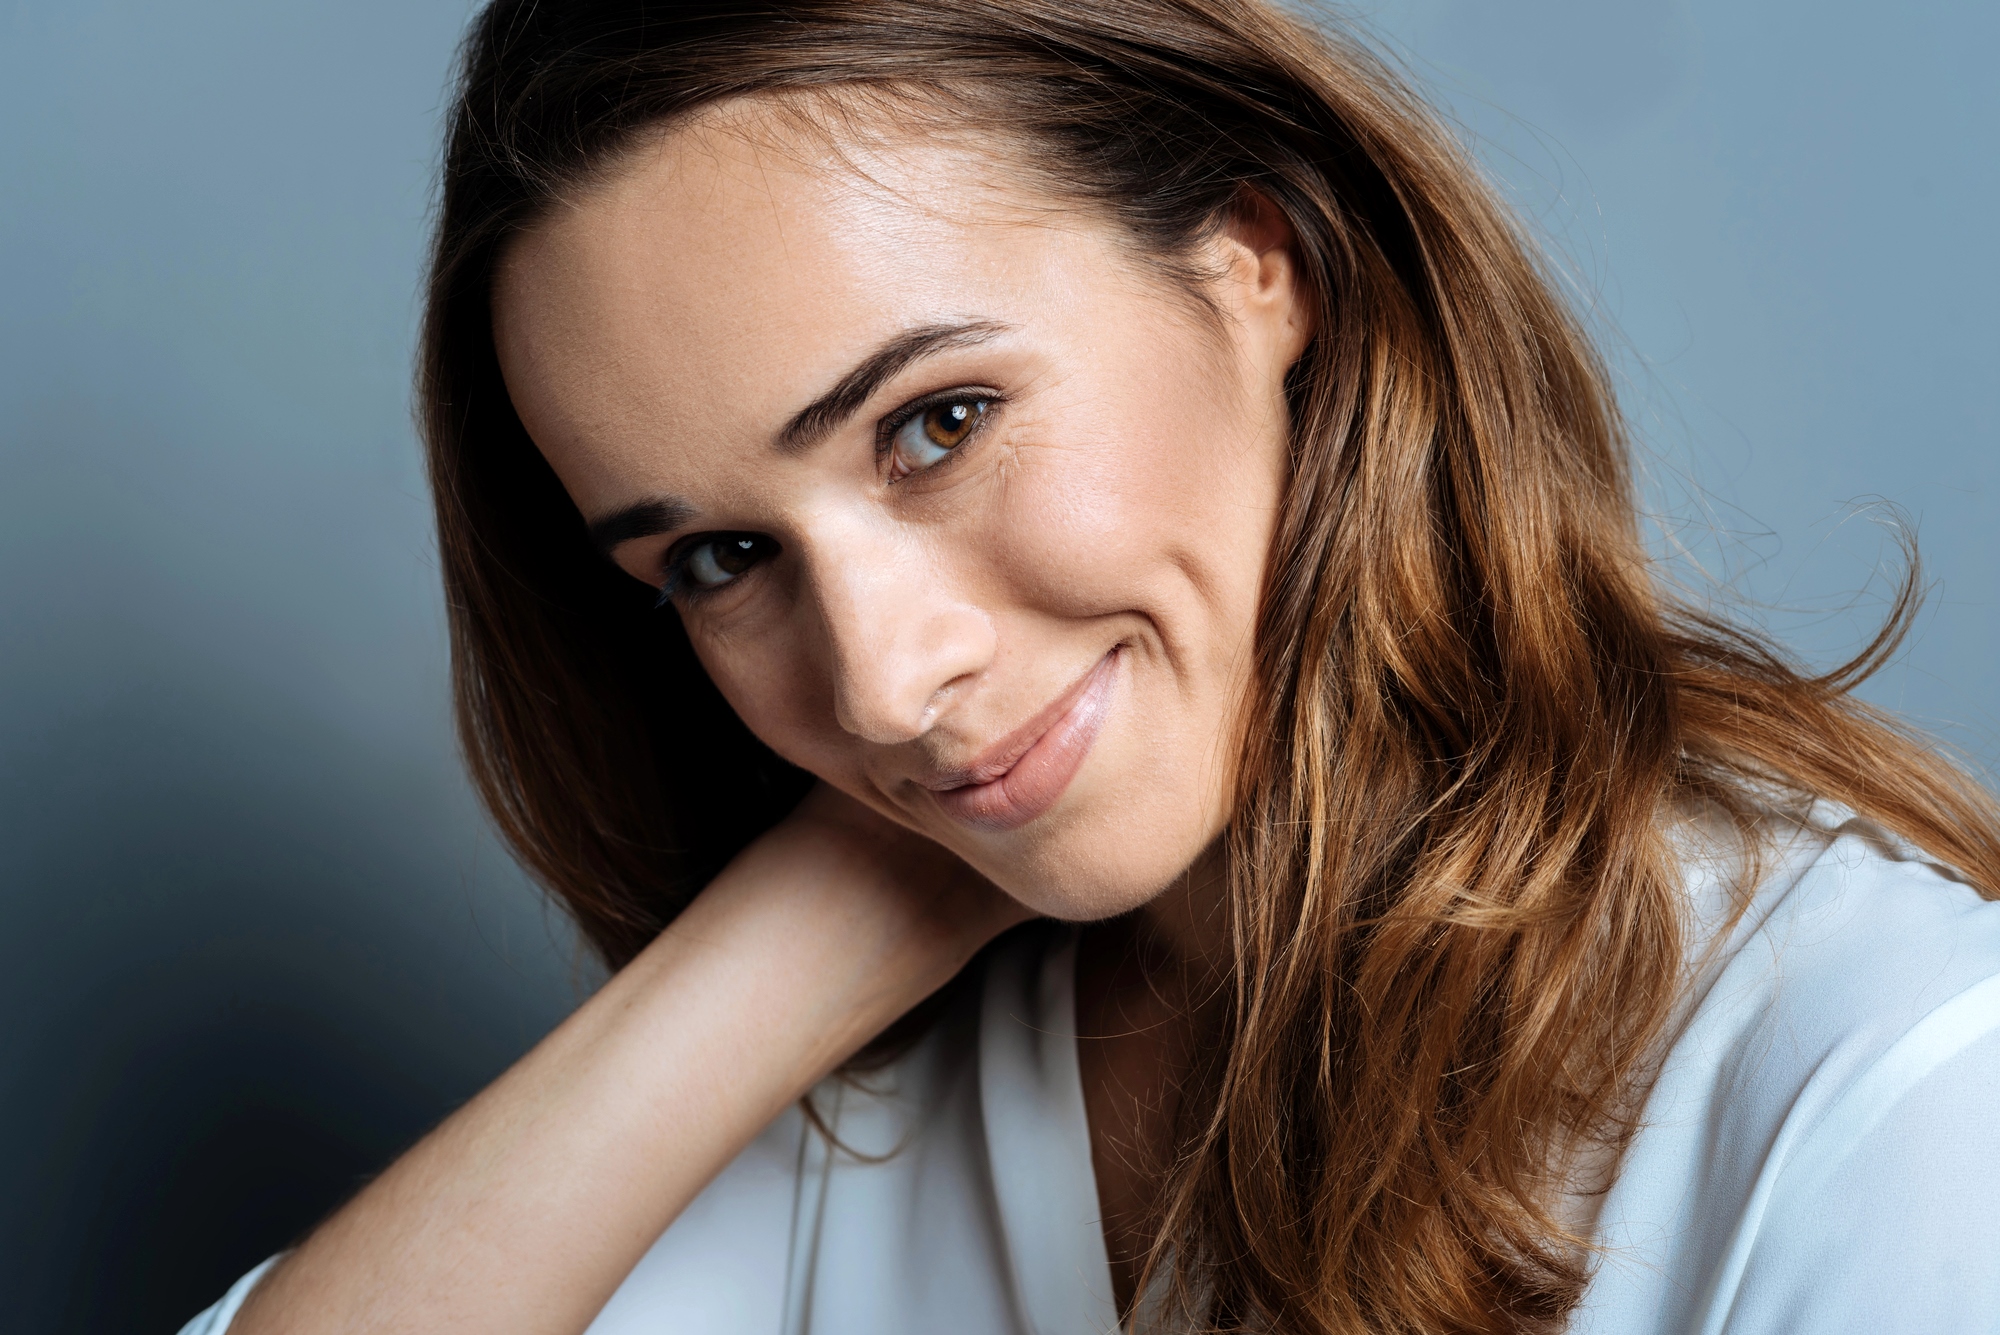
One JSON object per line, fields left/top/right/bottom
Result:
{"left": 229, "top": 785, "right": 1027, "bottom": 1335}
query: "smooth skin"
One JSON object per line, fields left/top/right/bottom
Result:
{"left": 233, "top": 97, "right": 1309, "bottom": 1332}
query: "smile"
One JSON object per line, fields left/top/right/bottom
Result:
{"left": 924, "top": 649, "right": 1121, "bottom": 832}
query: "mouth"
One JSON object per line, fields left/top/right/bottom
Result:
{"left": 925, "top": 648, "right": 1121, "bottom": 832}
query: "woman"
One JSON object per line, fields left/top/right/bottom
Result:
{"left": 184, "top": 1, "right": 2000, "bottom": 1332}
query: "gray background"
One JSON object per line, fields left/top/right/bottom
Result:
{"left": 0, "top": 1, "right": 1991, "bottom": 1331}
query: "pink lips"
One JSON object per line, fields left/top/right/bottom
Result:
{"left": 927, "top": 650, "right": 1120, "bottom": 832}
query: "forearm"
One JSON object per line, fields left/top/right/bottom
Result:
{"left": 230, "top": 813, "right": 1000, "bottom": 1335}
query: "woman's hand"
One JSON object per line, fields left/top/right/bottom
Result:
{"left": 228, "top": 783, "right": 1030, "bottom": 1335}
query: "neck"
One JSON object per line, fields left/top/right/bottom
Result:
{"left": 1127, "top": 839, "right": 1232, "bottom": 982}
{"left": 1073, "top": 839, "right": 1233, "bottom": 1315}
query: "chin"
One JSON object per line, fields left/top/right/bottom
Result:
{"left": 971, "top": 817, "right": 1213, "bottom": 923}
{"left": 937, "top": 738, "right": 1231, "bottom": 922}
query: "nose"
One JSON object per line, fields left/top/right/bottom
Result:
{"left": 807, "top": 523, "right": 996, "bottom": 745}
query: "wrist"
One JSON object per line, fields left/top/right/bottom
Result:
{"left": 617, "top": 849, "right": 991, "bottom": 1089}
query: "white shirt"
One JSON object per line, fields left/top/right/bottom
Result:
{"left": 183, "top": 802, "right": 2000, "bottom": 1334}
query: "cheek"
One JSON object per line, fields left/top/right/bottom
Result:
{"left": 976, "top": 389, "right": 1279, "bottom": 639}
{"left": 982, "top": 438, "right": 1145, "bottom": 608}
{"left": 685, "top": 622, "right": 842, "bottom": 778}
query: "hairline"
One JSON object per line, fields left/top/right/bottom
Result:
{"left": 495, "top": 80, "right": 1244, "bottom": 340}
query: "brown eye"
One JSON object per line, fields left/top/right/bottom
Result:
{"left": 890, "top": 395, "right": 989, "bottom": 475}
{"left": 680, "top": 532, "right": 777, "bottom": 592}
{"left": 922, "top": 400, "right": 981, "bottom": 449}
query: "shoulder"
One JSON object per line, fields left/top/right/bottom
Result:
{"left": 1665, "top": 799, "right": 2000, "bottom": 1185}
{"left": 1579, "top": 802, "right": 2000, "bottom": 1334}
{"left": 1699, "top": 805, "right": 2000, "bottom": 1334}
{"left": 174, "top": 1256, "right": 282, "bottom": 1335}
{"left": 1672, "top": 798, "right": 2000, "bottom": 1073}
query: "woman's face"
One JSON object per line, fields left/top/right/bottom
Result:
{"left": 494, "top": 102, "right": 1309, "bottom": 921}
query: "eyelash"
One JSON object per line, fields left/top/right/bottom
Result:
{"left": 657, "top": 385, "right": 1001, "bottom": 609}
{"left": 656, "top": 535, "right": 767, "bottom": 608}
{"left": 876, "top": 386, "right": 1001, "bottom": 478}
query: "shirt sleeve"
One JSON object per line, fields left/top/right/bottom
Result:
{"left": 1720, "top": 1002, "right": 2000, "bottom": 1333}
{"left": 174, "top": 1254, "right": 281, "bottom": 1335}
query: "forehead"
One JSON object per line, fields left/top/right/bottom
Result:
{"left": 491, "top": 102, "right": 1131, "bottom": 500}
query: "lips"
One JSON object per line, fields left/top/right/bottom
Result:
{"left": 926, "top": 649, "right": 1120, "bottom": 832}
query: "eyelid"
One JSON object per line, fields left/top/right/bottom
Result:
{"left": 657, "top": 385, "right": 1001, "bottom": 610}
{"left": 653, "top": 535, "right": 717, "bottom": 607}
{"left": 656, "top": 534, "right": 693, "bottom": 587}
{"left": 653, "top": 547, "right": 689, "bottom": 608}
{"left": 876, "top": 385, "right": 1002, "bottom": 461}
{"left": 655, "top": 530, "right": 786, "bottom": 611}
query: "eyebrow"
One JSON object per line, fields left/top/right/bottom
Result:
{"left": 775, "top": 319, "right": 1010, "bottom": 455}
{"left": 586, "top": 495, "right": 695, "bottom": 558}
{"left": 584, "top": 319, "right": 1010, "bottom": 557}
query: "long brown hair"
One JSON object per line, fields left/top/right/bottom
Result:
{"left": 420, "top": 2, "right": 2000, "bottom": 1330}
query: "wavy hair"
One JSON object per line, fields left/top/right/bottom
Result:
{"left": 419, "top": 2, "right": 2000, "bottom": 1329}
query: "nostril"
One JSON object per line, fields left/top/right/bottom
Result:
{"left": 831, "top": 636, "right": 991, "bottom": 745}
{"left": 920, "top": 672, "right": 978, "bottom": 731}
{"left": 813, "top": 549, "right": 997, "bottom": 745}
{"left": 830, "top": 653, "right": 944, "bottom": 746}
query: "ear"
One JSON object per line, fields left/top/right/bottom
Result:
{"left": 1209, "top": 188, "right": 1314, "bottom": 375}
